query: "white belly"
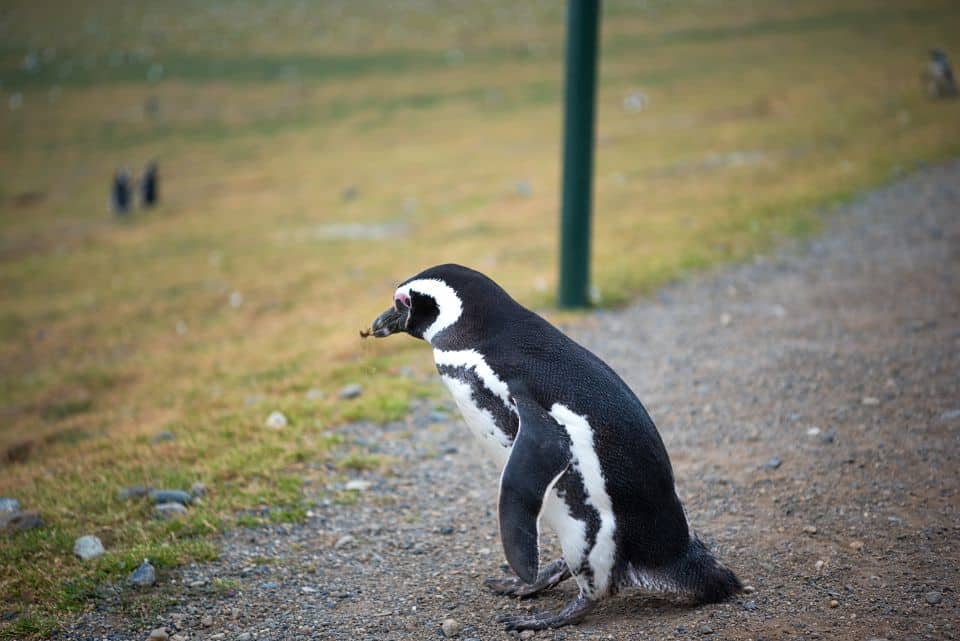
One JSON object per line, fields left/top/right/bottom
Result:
{"left": 441, "top": 374, "right": 511, "bottom": 467}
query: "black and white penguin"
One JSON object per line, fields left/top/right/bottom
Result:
{"left": 370, "top": 264, "right": 740, "bottom": 630}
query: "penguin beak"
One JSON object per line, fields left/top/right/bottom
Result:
{"left": 370, "top": 305, "right": 408, "bottom": 338}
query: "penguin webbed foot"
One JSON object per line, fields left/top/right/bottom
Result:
{"left": 496, "top": 594, "right": 595, "bottom": 631}
{"left": 485, "top": 558, "right": 570, "bottom": 598}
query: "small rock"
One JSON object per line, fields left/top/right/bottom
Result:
{"left": 861, "top": 397, "right": 880, "bottom": 406}
{"left": 815, "top": 559, "right": 825, "bottom": 572}
{"left": 150, "top": 489, "right": 192, "bottom": 506}
{"left": 334, "top": 535, "right": 355, "bottom": 549}
{"left": 339, "top": 384, "right": 363, "bottom": 400}
{"left": 228, "top": 291, "right": 243, "bottom": 308}
{"left": 439, "top": 526, "right": 455, "bottom": 535}
{"left": 155, "top": 502, "right": 188, "bottom": 519}
{"left": 301, "top": 585, "right": 317, "bottom": 593}
{"left": 519, "top": 631, "right": 535, "bottom": 640}
{"left": 940, "top": 409, "right": 960, "bottom": 421}
{"left": 119, "top": 486, "right": 151, "bottom": 501}
{"left": 743, "top": 600, "right": 758, "bottom": 611}
{"left": 264, "top": 411, "right": 288, "bottom": 429}
{"left": 0, "top": 510, "right": 43, "bottom": 532}
{"left": 260, "top": 581, "right": 280, "bottom": 590}
{"left": 925, "top": 590, "right": 942, "bottom": 605}
{"left": 0, "top": 497, "right": 21, "bottom": 513}
{"left": 152, "top": 431, "right": 175, "bottom": 443}
{"left": 201, "top": 615, "right": 213, "bottom": 627}
{"left": 127, "top": 559, "right": 156, "bottom": 587}
{"left": 742, "top": 585, "right": 756, "bottom": 594}
{"left": 429, "top": 411, "right": 449, "bottom": 423}
{"left": 171, "top": 635, "right": 188, "bottom": 641}
{"left": 73, "top": 535, "right": 105, "bottom": 561}
{"left": 720, "top": 312, "right": 732, "bottom": 326}
{"left": 806, "top": 426, "right": 821, "bottom": 436}
{"left": 345, "top": 480, "right": 372, "bottom": 491}
{"left": 803, "top": 525, "right": 818, "bottom": 535}
{"left": 190, "top": 482, "right": 207, "bottom": 497}
{"left": 341, "top": 185, "right": 359, "bottom": 202}
{"left": 441, "top": 618, "right": 461, "bottom": 637}
{"left": 828, "top": 599, "right": 839, "bottom": 608}
{"left": 147, "top": 628, "right": 168, "bottom": 641}
{"left": 237, "top": 634, "right": 252, "bottom": 641}
{"left": 763, "top": 456, "right": 782, "bottom": 470}
{"left": 849, "top": 540, "right": 864, "bottom": 551}
{"left": 698, "top": 623, "right": 714, "bottom": 635}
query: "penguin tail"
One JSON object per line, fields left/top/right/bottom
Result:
{"left": 668, "top": 535, "right": 741, "bottom": 604}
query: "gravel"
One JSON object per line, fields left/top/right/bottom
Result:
{"left": 59, "top": 162, "right": 960, "bottom": 641}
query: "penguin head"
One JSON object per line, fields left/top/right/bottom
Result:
{"left": 370, "top": 264, "right": 517, "bottom": 344}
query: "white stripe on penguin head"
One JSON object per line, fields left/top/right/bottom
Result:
{"left": 395, "top": 278, "right": 463, "bottom": 344}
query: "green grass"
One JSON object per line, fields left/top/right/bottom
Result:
{"left": 2, "top": 0, "right": 960, "bottom": 637}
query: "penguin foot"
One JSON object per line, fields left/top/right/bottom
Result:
{"left": 485, "top": 558, "right": 570, "bottom": 598}
{"left": 496, "top": 594, "right": 595, "bottom": 630}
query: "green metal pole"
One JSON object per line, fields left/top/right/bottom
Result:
{"left": 558, "top": 0, "right": 601, "bottom": 309}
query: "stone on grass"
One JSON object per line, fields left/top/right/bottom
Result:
{"left": 338, "top": 384, "right": 363, "bottom": 400}
{"left": 155, "top": 502, "right": 188, "bottom": 519}
{"left": 128, "top": 559, "right": 156, "bottom": 587}
{"left": 150, "top": 489, "right": 192, "bottom": 506}
{"left": 147, "top": 628, "right": 169, "bottom": 641}
{"left": 265, "top": 411, "right": 288, "bottom": 429}
{"left": 0, "top": 497, "right": 20, "bottom": 513}
{"left": 190, "top": 482, "right": 207, "bottom": 498}
{"left": 119, "top": 486, "right": 151, "bottom": 501}
{"left": 0, "top": 510, "right": 43, "bottom": 533}
{"left": 73, "top": 535, "right": 105, "bottom": 560}
{"left": 441, "top": 618, "right": 461, "bottom": 637}
{"left": 152, "top": 431, "right": 175, "bottom": 443}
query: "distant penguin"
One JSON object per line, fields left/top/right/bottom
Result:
{"left": 141, "top": 161, "right": 159, "bottom": 208}
{"left": 111, "top": 168, "right": 132, "bottom": 216}
{"left": 369, "top": 264, "right": 741, "bottom": 630}
{"left": 925, "top": 49, "right": 957, "bottom": 98}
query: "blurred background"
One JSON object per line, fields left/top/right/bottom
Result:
{"left": 1, "top": 0, "right": 959, "bottom": 636}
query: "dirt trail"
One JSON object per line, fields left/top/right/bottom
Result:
{"left": 63, "top": 161, "right": 960, "bottom": 641}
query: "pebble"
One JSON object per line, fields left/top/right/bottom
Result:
{"left": 152, "top": 431, "right": 175, "bottom": 443}
{"left": 861, "top": 397, "right": 880, "bottom": 406}
{"left": 849, "top": 540, "right": 864, "bottom": 551}
{"left": 150, "top": 489, "right": 192, "bottom": 505}
{"left": 334, "top": 535, "right": 355, "bottom": 549}
{"left": 260, "top": 581, "right": 280, "bottom": 590}
{"left": 190, "top": 482, "right": 207, "bottom": 497}
{"left": 345, "top": 480, "right": 372, "bottom": 491}
{"left": 0, "top": 497, "right": 20, "bottom": 513}
{"left": 742, "top": 585, "right": 756, "bottom": 594}
{"left": 237, "top": 634, "right": 252, "bottom": 641}
{"left": 828, "top": 599, "right": 839, "bottom": 608}
{"left": 147, "top": 628, "right": 168, "bottom": 641}
{"left": 73, "top": 535, "right": 105, "bottom": 560}
{"left": 155, "top": 502, "right": 188, "bottom": 519}
{"left": 339, "top": 384, "right": 363, "bottom": 400}
{"left": 940, "top": 409, "right": 960, "bottom": 421}
{"left": 265, "top": 411, "right": 288, "bottom": 429}
{"left": 925, "top": 590, "right": 942, "bottom": 605}
{"left": 441, "top": 618, "right": 461, "bottom": 637}
{"left": 803, "top": 525, "right": 818, "bottom": 534}
{"left": 763, "top": 456, "right": 782, "bottom": 470}
{"left": 720, "top": 312, "right": 733, "bottom": 326}
{"left": 0, "top": 510, "right": 43, "bottom": 532}
{"left": 171, "top": 635, "right": 188, "bottom": 641}
{"left": 128, "top": 559, "right": 156, "bottom": 587}
{"left": 229, "top": 291, "right": 243, "bottom": 308}
{"left": 743, "top": 600, "right": 758, "bottom": 611}
{"left": 698, "top": 623, "right": 714, "bottom": 635}
{"left": 519, "top": 631, "right": 535, "bottom": 640}
{"left": 201, "top": 614, "right": 213, "bottom": 627}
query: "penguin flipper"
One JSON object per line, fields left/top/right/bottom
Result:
{"left": 498, "top": 394, "right": 571, "bottom": 584}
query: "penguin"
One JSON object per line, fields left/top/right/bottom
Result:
{"left": 369, "top": 264, "right": 740, "bottom": 630}
{"left": 111, "top": 168, "right": 132, "bottom": 216}
{"left": 141, "top": 161, "right": 159, "bottom": 208}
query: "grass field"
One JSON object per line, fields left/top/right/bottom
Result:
{"left": 2, "top": 0, "right": 959, "bottom": 637}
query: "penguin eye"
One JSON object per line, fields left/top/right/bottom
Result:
{"left": 395, "top": 292, "right": 411, "bottom": 309}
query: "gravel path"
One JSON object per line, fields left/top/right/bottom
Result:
{"left": 63, "top": 161, "right": 959, "bottom": 641}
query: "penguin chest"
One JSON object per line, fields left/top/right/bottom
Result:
{"left": 433, "top": 349, "right": 518, "bottom": 466}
